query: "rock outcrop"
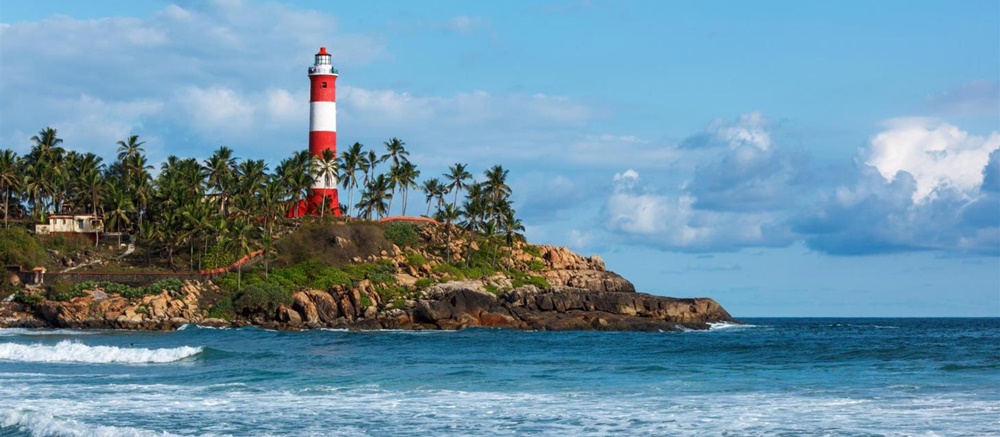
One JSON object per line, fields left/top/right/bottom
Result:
{"left": 3, "top": 281, "right": 206, "bottom": 330}
{"left": 0, "top": 240, "right": 736, "bottom": 331}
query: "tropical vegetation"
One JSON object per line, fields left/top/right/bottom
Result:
{"left": 0, "top": 127, "right": 526, "bottom": 276}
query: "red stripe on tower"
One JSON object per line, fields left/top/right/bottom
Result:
{"left": 307, "top": 46, "right": 341, "bottom": 216}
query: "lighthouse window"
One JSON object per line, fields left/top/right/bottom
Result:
{"left": 322, "top": 82, "right": 327, "bottom": 88}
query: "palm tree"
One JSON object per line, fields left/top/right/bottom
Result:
{"left": 356, "top": 174, "right": 391, "bottom": 220}
{"left": 436, "top": 203, "right": 462, "bottom": 263}
{"left": 237, "top": 159, "right": 268, "bottom": 200}
{"left": 381, "top": 137, "right": 409, "bottom": 168}
{"left": 204, "top": 146, "right": 238, "bottom": 215}
{"left": 338, "top": 142, "right": 363, "bottom": 217}
{"left": 180, "top": 201, "right": 210, "bottom": 270}
{"left": 362, "top": 149, "right": 382, "bottom": 188}
{"left": 275, "top": 151, "right": 311, "bottom": 217}
{"left": 397, "top": 161, "right": 420, "bottom": 216}
{"left": 387, "top": 163, "right": 402, "bottom": 214}
{"left": 228, "top": 216, "right": 256, "bottom": 288}
{"left": 0, "top": 150, "right": 20, "bottom": 228}
{"left": 484, "top": 165, "right": 511, "bottom": 204}
{"left": 445, "top": 163, "right": 472, "bottom": 206}
{"left": 500, "top": 208, "right": 525, "bottom": 266}
{"left": 460, "top": 182, "right": 487, "bottom": 265}
{"left": 104, "top": 185, "right": 134, "bottom": 243}
{"left": 311, "top": 149, "right": 338, "bottom": 217}
{"left": 116, "top": 135, "right": 145, "bottom": 169}
{"left": 26, "top": 127, "right": 66, "bottom": 215}
{"left": 79, "top": 163, "right": 105, "bottom": 216}
{"left": 28, "top": 127, "right": 64, "bottom": 166}
{"left": 23, "top": 164, "right": 51, "bottom": 221}
{"left": 421, "top": 178, "right": 444, "bottom": 217}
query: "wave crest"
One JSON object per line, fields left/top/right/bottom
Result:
{"left": 1, "top": 409, "right": 178, "bottom": 437}
{"left": 0, "top": 340, "right": 202, "bottom": 364}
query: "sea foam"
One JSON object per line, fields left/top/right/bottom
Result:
{"left": 0, "top": 409, "right": 180, "bottom": 437}
{"left": 0, "top": 340, "right": 202, "bottom": 364}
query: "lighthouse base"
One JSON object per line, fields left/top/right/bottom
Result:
{"left": 309, "top": 188, "right": 342, "bottom": 217}
{"left": 285, "top": 189, "right": 341, "bottom": 218}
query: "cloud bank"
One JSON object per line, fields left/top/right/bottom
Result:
{"left": 602, "top": 114, "right": 999, "bottom": 255}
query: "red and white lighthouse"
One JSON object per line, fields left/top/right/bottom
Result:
{"left": 307, "top": 47, "right": 341, "bottom": 216}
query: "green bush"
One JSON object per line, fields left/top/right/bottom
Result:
{"left": 214, "top": 273, "right": 241, "bottom": 294}
{"left": 145, "top": 278, "right": 183, "bottom": 295}
{"left": 201, "top": 244, "right": 238, "bottom": 270}
{"left": 311, "top": 266, "right": 351, "bottom": 290}
{"left": 413, "top": 278, "right": 436, "bottom": 290}
{"left": 107, "top": 282, "right": 139, "bottom": 298}
{"left": 47, "top": 279, "right": 86, "bottom": 301}
{"left": 232, "top": 283, "right": 292, "bottom": 317}
{"left": 529, "top": 259, "right": 546, "bottom": 272}
{"left": 0, "top": 227, "right": 46, "bottom": 268}
{"left": 384, "top": 223, "right": 420, "bottom": 247}
{"left": 13, "top": 291, "right": 44, "bottom": 306}
{"left": 343, "top": 260, "right": 396, "bottom": 285}
{"left": 206, "top": 296, "right": 235, "bottom": 320}
{"left": 404, "top": 252, "right": 428, "bottom": 267}
{"left": 522, "top": 244, "right": 542, "bottom": 258}
{"left": 432, "top": 263, "right": 463, "bottom": 280}
{"left": 512, "top": 274, "right": 551, "bottom": 290}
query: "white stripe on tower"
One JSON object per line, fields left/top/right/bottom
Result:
{"left": 312, "top": 173, "right": 338, "bottom": 189}
{"left": 309, "top": 102, "right": 337, "bottom": 132}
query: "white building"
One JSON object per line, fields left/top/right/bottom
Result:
{"left": 35, "top": 214, "right": 104, "bottom": 235}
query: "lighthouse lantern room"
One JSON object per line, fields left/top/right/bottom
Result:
{"left": 306, "top": 46, "right": 341, "bottom": 216}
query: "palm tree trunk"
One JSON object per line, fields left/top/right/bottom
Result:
{"left": 401, "top": 189, "right": 408, "bottom": 216}
{"left": 3, "top": 187, "right": 8, "bottom": 228}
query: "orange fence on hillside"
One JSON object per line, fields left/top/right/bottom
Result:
{"left": 199, "top": 249, "right": 264, "bottom": 276}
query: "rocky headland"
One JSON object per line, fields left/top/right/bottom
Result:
{"left": 1, "top": 225, "right": 734, "bottom": 332}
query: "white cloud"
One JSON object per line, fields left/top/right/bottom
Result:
{"left": 604, "top": 169, "right": 790, "bottom": 251}
{"left": 866, "top": 118, "right": 1000, "bottom": 203}
{"left": 683, "top": 111, "right": 772, "bottom": 151}
{"left": 0, "top": 0, "right": 385, "bottom": 159}
{"left": 795, "top": 120, "right": 999, "bottom": 255}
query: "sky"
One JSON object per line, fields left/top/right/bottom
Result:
{"left": 1, "top": 0, "right": 998, "bottom": 317}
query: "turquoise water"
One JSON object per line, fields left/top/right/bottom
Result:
{"left": 1, "top": 318, "right": 998, "bottom": 436}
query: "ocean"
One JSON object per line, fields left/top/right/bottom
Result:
{"left": 1, "top": 318, "right": 997, "bottom": 436}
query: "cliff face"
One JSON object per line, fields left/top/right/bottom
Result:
{"left": 0, "top": 242, "right": 735, "bottom": 331}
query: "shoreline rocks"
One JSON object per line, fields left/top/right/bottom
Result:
{"left": 0, "top": 242, "right": 736, "bottom": 332}
{"left": 0, "top": 280, "right": 734, "bottom": 332}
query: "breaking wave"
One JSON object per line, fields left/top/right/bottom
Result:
{"left": 0, "top": 340, "right": 202, "bottom": 364}
{"left": 708, "top": 321, "right": 756, "bottom": 330}
{"left": 0, "top": 409, "right": 180, "bottom": 437}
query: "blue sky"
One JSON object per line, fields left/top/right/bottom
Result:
{"left": 1, "top": 0, "right": 998, "bottom": 316}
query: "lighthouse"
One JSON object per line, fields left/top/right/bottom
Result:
{"left": 307, "top": 47, "right": 341, "bottom": 216}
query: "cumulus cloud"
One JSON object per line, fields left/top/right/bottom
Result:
{"left": 795, "top": 119, "right": 999, "bottom": 255}
{"left": 866, "top": 118, "right": 999, "bottom": 203}
{"left": 679, "top": 111, "right": 772, "bottom": 150}
{"left": 597, "top": 113, "right": 999, "bottom": 256}
{"left": 603, "top": 168, "right": 791, "bottom": 252}
{"left": 0, "top": 0, "right": 384, "bottom": 158}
